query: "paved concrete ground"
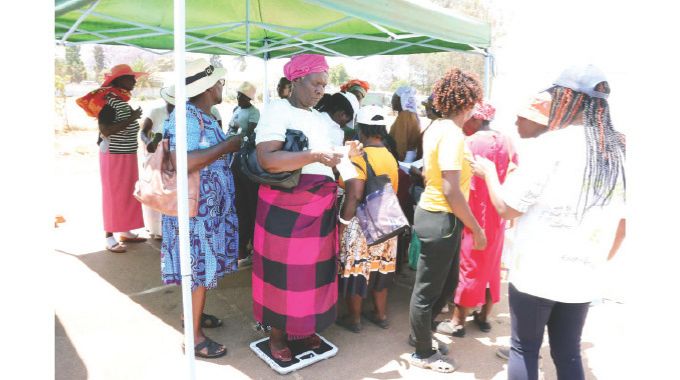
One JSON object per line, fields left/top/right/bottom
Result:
{"left": 54, "top": 130, "right": 627, "bottom": 379}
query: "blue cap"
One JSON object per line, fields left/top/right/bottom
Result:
{"left": 552, "top": 64, "right": 609, "bottom": 99}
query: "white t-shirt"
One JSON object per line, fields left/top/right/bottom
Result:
{"left": 255, "top": 99, "right": 334, "bottom": 179}
{"left": 145, "top": 105, "right": 170, "bottom": 134}
{"left": 503, "top": 125, "right": 625, "bottom": 303}
{"left": 320, "top": 112, "right": 345, "bottom": 147}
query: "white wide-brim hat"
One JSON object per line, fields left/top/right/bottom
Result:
{"left": 237, "top": 81, "right": 257, "bottom": 100}
{"left": 185, "top": 58, "right": 226, "bottom": 98}
{"left": 160, "top": 86, "right": 175, "bottom": 105}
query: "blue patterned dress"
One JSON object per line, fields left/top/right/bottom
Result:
{"left": 161, "top": 103, "right": 239, "bottom": 290}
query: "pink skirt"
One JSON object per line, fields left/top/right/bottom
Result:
{"left": 100, "top": 152, "right": 144, "bottom": 232}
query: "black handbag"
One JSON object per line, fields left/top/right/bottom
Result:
{"left": 238, "top": 129, "right": 309, "bottom": 189}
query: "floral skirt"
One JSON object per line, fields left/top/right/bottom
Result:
{"left": 338, "top": 217, "right": 397, "bottom": 298}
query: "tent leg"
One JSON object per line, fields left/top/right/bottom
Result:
{"left": 484, "top": 51, "right": 492, "bottom": 100}
{"left": 174, "top": 0, "right": 196, "bottom": 378}
{"left": 263, "top": 39, "right": 270, "bottom": 104}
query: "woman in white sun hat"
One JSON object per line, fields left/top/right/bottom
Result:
{"left": 160, "top": 59, "right": 242, "bottom": 359}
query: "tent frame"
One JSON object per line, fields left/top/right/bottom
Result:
{"left": 56, "top": 1, "right": 493, "bottom": 378}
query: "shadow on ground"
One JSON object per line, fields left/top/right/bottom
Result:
{"left": 54, "top": 239, "right": 601, "bottom": 379}
{"left": 55, "top": 315, "right": 88, "bottom": 380}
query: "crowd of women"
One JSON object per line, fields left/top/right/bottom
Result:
{"left": 79, "top": 53, "right": 626, "bottom": 379}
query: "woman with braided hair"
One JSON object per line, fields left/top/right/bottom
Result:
{"left": 472, "top": 64, "right": 626, "bottom": 380}
{"left": 407, "top": 68, "right": 487, "bottom": 373}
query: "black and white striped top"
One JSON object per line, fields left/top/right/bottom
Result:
{"left": 98, "top": 95, "right": 139, "bottom": 154}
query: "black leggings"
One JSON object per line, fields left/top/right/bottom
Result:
{"left": 409, "top": 206, "right": 463, "bottom": 356}
{"left": 508, "top": 283, "right": 590, "bottom": 380}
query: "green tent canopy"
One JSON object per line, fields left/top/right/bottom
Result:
{"left": 55, "top": 0, "right": 491, "bottom": 59}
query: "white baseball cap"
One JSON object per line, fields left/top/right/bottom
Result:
{"left": 356, "top": 105, "right": 386, "bottom": 126}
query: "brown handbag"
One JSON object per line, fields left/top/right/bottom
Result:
{"left": 133, "top": 114, "right": 203, "bottom": 217}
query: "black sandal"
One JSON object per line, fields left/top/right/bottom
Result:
{"left": 181, "top": 313, "right": 223, "bottom": 329}
{"left": 193, "top": 337, "right": 227, "bottom": 359}
{"left": 472, "top": 311, "right": 491, "bottom": 332}
{"left": 363, "top": 311, "right": 389, "bottom": 329}
{"left": 335, "top": 316, "right": 362, "bottom": 333}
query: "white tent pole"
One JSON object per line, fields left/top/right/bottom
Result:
{"left": 61, "top": 0, "right": 101, "bottom": 42}
{"left": 174, "top": 0, "right": 196, "bottom": 378}
{"left": 263, "top": 39, "right": 270, "bottom": 104}
{"left": 484, "top": 50, "right": 491, "bottom": 100}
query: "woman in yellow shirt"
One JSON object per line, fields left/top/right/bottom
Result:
{"left": 336, "top": 106, "right": 400, "bottom": 333}
{"left": 408, "top": 68, "right": 487, "bottom": 373}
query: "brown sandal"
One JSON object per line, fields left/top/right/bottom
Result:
{"left": 106, "top": 242, "right": 127, "bottom": 253}
{"left": 119, "top": 234, "right": 147, "bottom": 243}
{"left": 269, "top": 341, "right": 292, "bottom": 362}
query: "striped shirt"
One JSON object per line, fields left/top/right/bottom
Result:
{"left": 98, "top": 95, "right": 139, "bottom": 154}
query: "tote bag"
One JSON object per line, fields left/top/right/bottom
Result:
{"left": 355, "top": 153, "right": 410, "bottom": 246}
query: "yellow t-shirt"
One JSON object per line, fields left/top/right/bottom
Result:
{"left": 339, "top": 147, "right": 399, "bottom": 192}
{"left": 418, "top": 119, "right": 472, "bottom": 213}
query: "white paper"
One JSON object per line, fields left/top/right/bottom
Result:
{"left": 334, "top": 145, "right": 358, "bottom": 181}
{"left": 398, "top": 158, "right": 423, "bottom": 173}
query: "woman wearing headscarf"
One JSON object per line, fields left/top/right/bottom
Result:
{"left": 161, "top": 59, "right": 242, "bottom": 359}
{"left": 253, "top": 54, "right": 362, "bottom": 362}
{"left": 389, "top": 85, "right": 421, "bottom": 162}
{"left": 78, "top": 64, "right": 149, "bottom": 252}
{"left": 472, "top": 65, "right": 626, "bottom": 380}
{"left": 408, "top": 68, "right": 487, "bottom": 373}
{"left": 437, "top": 102, "right": 518, "bottom": 337}
{"left": 340, "top": 79, "right": 370, "bottom": 103}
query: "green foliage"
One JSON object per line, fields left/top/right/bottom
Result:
{"left": 64, "top": 45, "right": 86, "bottom": 83}
{"left": 390, "top": 79, "right": 410, "bottom": 92}
{"left": 210, "top": 54, "right": 223, "bottom": 68}
{"left": 131, "top": 57, "right": 153, "bottom": 88}
{"left": 328, "top": 64, "right": 349, "bottom": 86}
{"left": 93, "top": 46, "right": 107, "bottom": 76}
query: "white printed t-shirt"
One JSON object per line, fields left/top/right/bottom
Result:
{"left": 255, "top": 99, "right": 334, "bottom": 179}
{"left": 503, "top": 125, "right": 625, "bottom": 303}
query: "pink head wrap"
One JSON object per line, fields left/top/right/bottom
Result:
{"left": 472, "top": 101, "right": 496, "bottom": 121}
{"left": 283, "top": 54, "right": 329, "bottom": 81}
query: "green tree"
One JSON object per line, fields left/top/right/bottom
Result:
{"left": 328, "top": 64, "right": 349, "bottom": 86}
{"left": 65, "top": 45, "right": 86, "bottom": 83}
{"left": 210, "top": 54, "right": 223, "bottom": 68}
{"left": 131, "top": 57, "right": 154, "bottom": 88}
{"left": 93, "top": 45, "right": 107, "bottom": 81}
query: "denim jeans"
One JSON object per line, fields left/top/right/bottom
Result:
{"left": 508, "top": 283, "right": 590, "bottom": 380}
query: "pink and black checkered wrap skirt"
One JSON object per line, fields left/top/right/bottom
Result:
{"left": 252, "top": 174, "right": 339, "bottom": 337}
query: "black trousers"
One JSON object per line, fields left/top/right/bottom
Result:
{"left": 409, "top": 206, "right": 463, "bottom": 356}
{"left": 508, "top": 284, "right": 590, "bottom": 380}
{"left": 232, "top": 157, "right": 259, "bottom": 259}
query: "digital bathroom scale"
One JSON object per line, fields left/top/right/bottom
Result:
{"left": 250, "top": 335, "right": 338, "bottom": 375}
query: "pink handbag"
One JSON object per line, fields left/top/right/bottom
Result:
{"left": 133, "top": 114, "right": 204, "bottom": 217}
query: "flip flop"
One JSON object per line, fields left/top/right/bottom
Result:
{"left": 119, "top": 234, "right": 147, "bottom": 243}
{"left": 363, "top": 311, "right": 389, "bottom": 329}
{"left": 185, "top": 337, "right": 227, "bottom": 359}
{"left": 106, "top": 241, "right": 127, "bottom": 253}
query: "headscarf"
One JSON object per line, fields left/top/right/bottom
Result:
{"left": 471, "top": 101, "right": 496, "bottom": 121}
{"left": 340, "top": 79, "right": 370, "bottom": 97}
{"left": 395, "top": 86, "right": 418, "bottom": 114}
{"left": 283, "top": 54, "right": 329, "bottom": 81}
